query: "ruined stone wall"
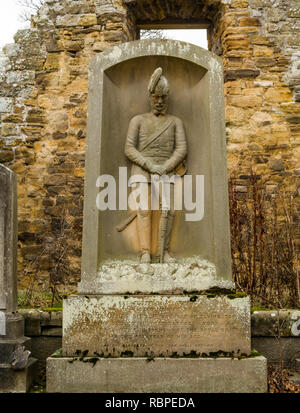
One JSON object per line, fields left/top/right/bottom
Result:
{"left": 0, "top": 0, "right": 299, "bottom": 289}
{"left": 0, "top": 0, "right": 136, "bottom": 289}
{"left": 214, "top": 0, "right": 300, "bottom": 187}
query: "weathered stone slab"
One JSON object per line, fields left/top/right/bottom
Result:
{"left": 252, "top": 309, "right": 300, "bottom": 337}
{"left": 63, "top": 295, "right": 251, "bottom": 357}
{"left": 79, "top": 258, "right": 235, "bottom": 295}
{"left": 252, "top": 337, "right": 300, "bottom": 368}
{"left": 46, "top": 355, "right": 267, "bottom": 393}
{"left": 0, "top": 337, "right": 31, "bottom": 364}
{"left": 18, "top": 309, "right": 63, "bottom": 336}
{"left": 0, "top": 358, "right": 37, "bottom": 393}
{"left": 1, "top": 314, "right": 24, "bottom": 340}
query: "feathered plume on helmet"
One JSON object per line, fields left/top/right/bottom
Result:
{"left": 148, "top": 67, "right": 169, "bottom": 94}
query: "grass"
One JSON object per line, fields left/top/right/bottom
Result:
{"left": 18, "top": 289, "right": 76, "bottom": 309}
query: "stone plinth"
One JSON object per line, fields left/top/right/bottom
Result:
{"left": 62, "top": 294, "right": 251, "bottom": 357}
{"left": 78, "top": 259, "right": 235, "bottom": 295}
{"left": 0, "top": 358, "right": 37, "bottom": 393}
{"left": 46, "top": 355, "right": 267, "bottom": 393}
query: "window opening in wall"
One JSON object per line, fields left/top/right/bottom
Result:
{"left": 140, "top": 29, "right": 208, "bottom": 49}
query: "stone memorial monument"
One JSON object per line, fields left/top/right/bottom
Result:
{"left": 47, "top": 40, "right": 267, "bottom": 393}
{"left": 0, "top": 164, "right": 36, "bottom": 392}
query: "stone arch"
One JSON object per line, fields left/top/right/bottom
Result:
{"left": 80, "top": 39, "right": 231, "bottom": 289}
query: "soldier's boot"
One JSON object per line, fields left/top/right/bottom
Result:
{"left": 163, "top": 212, "right": 176, "bottom": 263}
{"left": 137, "top": 210, "right": 151, "bottom": 263}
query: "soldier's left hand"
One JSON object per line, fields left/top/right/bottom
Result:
{"left": 152, "top": 165, "right": 167, "bottom": 175}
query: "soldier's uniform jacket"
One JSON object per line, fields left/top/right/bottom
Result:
{"left": 125, "top": 112, "right": 187, "bottom": 183}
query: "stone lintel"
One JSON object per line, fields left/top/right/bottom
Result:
{"left": 62, "top": 294, "right": 251, "bottom": 357}
{"left": 137, "top": 18, "right": 210, "bottom": 29}
{"left": 46, "top": 355, "right": 267, "bottom": 393}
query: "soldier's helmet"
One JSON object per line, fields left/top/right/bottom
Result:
{"left": 148, "top": 67, "right": 169, "bottom": 95}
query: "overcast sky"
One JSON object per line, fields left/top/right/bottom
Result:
{"left": 0, "top": 0, "right": 29, "bottom": 49}
{"left": 0, "top": 0, "right": 208, "bottom": 50}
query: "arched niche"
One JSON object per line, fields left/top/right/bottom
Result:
{"left": 79, "top": 39, "right": 232, "bottom": 293}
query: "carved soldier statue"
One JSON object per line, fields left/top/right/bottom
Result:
{"left": 124, "top": 68, "right": 187, "bottom": 264}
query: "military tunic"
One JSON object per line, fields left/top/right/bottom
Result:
{"left": 125, "top": 112, "right": 187, "bottom": 183}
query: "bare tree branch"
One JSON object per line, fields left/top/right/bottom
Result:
{"left": 140, "top": 30, "right": 167, "bottom": 40}
{"left": 17, "top": 0, "right": 45, "bottom": 22}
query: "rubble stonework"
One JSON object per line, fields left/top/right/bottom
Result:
{"left": 0, "top": 0, "right": 299, "bottom": 287}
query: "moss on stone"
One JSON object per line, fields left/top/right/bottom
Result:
{"left": 41, "top": 307, "right": 62, "bottom": 312}
{"left": 184, "top": 287, "right": 248, "bottom": 300}
{"left": 170, "top": 352, "right": 180, "bottom": 358}
{"left": 205, "top": 287, "right": 235, "bottom": 296}
{"left": 121, "top": 350, "right": 134, "bottom": 357}
{"left": 182, "top": 350, "right": 200, "bottom": 358}
{"left": 52, "top": 348, "right": 63, "bottom": 358}
{"left": 82, "top": 357, "right": 99, "bottom": 367}
{"left": 251, "top": 306, "right": 273, "bottom": 313}
{"left": 250, "top": 350, "right": 262, "bottom": 357}
{"left": 238, "top": 350, "right": 262, "bottom": 359}
{"left": 206, "top": 350, "right": 235, "bottom": 358}
{"left": 227, "top": 292, "right": 248, "bottom": 299}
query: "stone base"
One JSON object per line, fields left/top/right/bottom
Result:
{"left": 0, "top": 357, "right": 37, "bottom": 393}
{"left": 0, "top": 313, "right": 25, "bottom": 340}
{"left": 78, "top": 258, "right": 234, "bottom": 295}
{"left": 46, "top": 355, "right": 267, "bottom": 393}
{"left": 0, "top": 337, "right": 31, "bottom": 364}
{"left": 63, "top": 294, "right": 251, "bottom": 357}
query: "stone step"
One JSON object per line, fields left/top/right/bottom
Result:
{"left": 46, "top": 355, "right": 267, "bottom": 393}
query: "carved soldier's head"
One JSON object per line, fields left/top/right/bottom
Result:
{"left": 148, "top": 67, "right": 169, "bottom": 116}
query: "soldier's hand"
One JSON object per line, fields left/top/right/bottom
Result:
{"left": 152, "top": 165, "right": 167, "bottom": 175}
{"left": 144, "top": 160, "right": 155, "bottom": 173}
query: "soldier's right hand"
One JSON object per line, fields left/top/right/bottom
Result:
{"left": 151, "top": 165, "right": 167, "bottom": 175}
{"left": 144, "top": 159, "right": 155, "bottom": 173}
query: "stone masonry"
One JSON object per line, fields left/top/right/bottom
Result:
{"left": 0, "top": 0, "right": 299, "bottom": 288}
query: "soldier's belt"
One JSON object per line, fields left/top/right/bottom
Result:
{"left": 142, "top": 155, "right": 170, "bottom": 162}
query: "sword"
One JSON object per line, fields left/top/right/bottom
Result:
{"left": 116, "top": 211, "right": 137, "bottom": 232}
{"left": 159, "top": 209, "right": 168, "bottom": 263}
